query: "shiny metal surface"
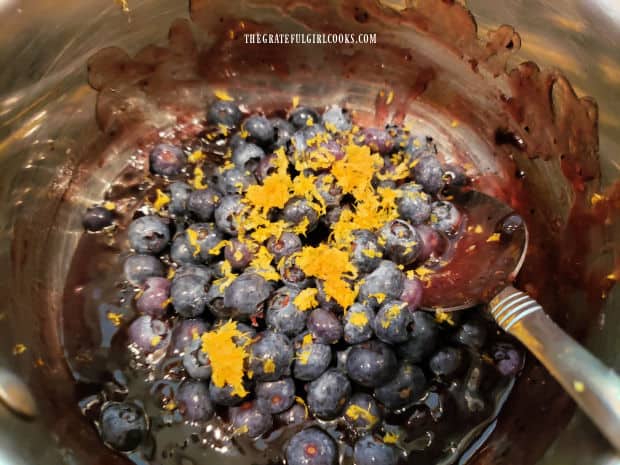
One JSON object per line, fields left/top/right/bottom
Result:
{"left": 0, "top": 1, "right": 618, "bottom": 465}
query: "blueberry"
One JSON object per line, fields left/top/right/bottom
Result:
{"left": 378, "top": 220, "right": 421, "bottom": 265}
{"left": 149, "top": 143, "right": 186, "bottom": 176}
{"left": 175, "top": 380, "right": 213, "bottom": 422}
{"left": 416, "top": 224, "right": 443, "bottom": 262}
{"left": 307, "top": 369, "right": 351, "bottom": 420}
{"left": 127, "top": 315, "right": 170, "bottom": 354}
{"left": 293, "top": 336, "right": 332, "bottom": 381}
{"left": 322, "top": 105, "right": 351, "bottom": 132}
{"left": 314, "top": 174, "right": 343, "bottom": 208}
{"left": 99, "top": 401, "right": 148, "bottom": 452}
{"left": 290, "top": 124, "right": 327, "bottom": 157}
{"left": 281, "top": 197, "right": 319, "bottom": 232}
{"left": 170, "top": 274, "right": 208, "bottom": 318}
{"left": 207, "top": 100, "right": 241, "bottom": 127}
{"left": 429, "top": 347, "right": 464, "bottom": 378}
{"left": 343, "top": 303, "right": 375, "bottom": 344}
{"left": 205, "top": 284, "right": 232, "bottom": 319}
{"left": 270, "top": 117, "right": 295, "bottom": 149}
{"left": 136, "top": 277, "right": 170, "bottom": 318}
{"left": 321, "top": 205, "right": 345, "bottom": 227}
{"left": 396, "top": 312, "right": 439, "bottom": 363}
{"left": 374, "top": 300, "right": 411, "bottom": 344}
{"left": 350, "top": 230, "right": 383, "bottom": 273}
{"left": 216, "top": 167, "right": 257, "bottom": 195}
{"left": 396, "top": 183, "right": 431, "bottom": 225}
{"left": 232, "top": 142, "right": 265, "bottom": 171}
{"left": 285, "top": 428, "right": 337, "bottom": 465}
{"left": 184, "top": 223, "right": 224, "bottom": 263}
{"left": 254, "top": 153, "right": 280, "bottom": 183}
{"left": 454, "top": 318, "right": 487, "bottom": 349}
{"left": 170, "top": 318, "right": 209, "bottom": 354}
{"left": 413, "top": 155, "right": 444, "bottom": 194}
{"left": 249, "top": 331, "right": 293, "bottom": 381}
{"left": 353, "top": 435, "right": 398, "bottom": 465}
{"left": 307, "top": 308, "right": 342, "bottom": 344}
{"left": 346, "top": 340, "right": 397, "bottom": 388}
{"left": 374, "top": 363, "right": 426, "bottom": 409}
{"left": 266, "top": 232, "right": 302, "bottom": 262}
{"left": 214, "top": 195, "right": 245, "bottom": 236}
{"left": 399, "top": 277, "right": 423, "bottom": 311}
{"left": 360, "top": 127, "right": 394, "bottom": 155}
{"left": 209, "top": 380, "right": 247, "bottom": 406}
{"left": 279, "top": 253, "right": 312, "bottom": 288}
{"left": 124, "top": 254, "right": 164, "bottom": 286}
{"left": 336, "top": 347, "right": 352, "bottom": 372}
{"left": 243, "top": 115, "right": 275, "bottom": 147}
{"left": 174, "top": 264, "right": 213, "bottom": 285}
{"left": 276, "top": 403, "right": 308, "bottom": 426}
{"left": 168, "top": 182, "right": 192, "bottom": 216}
{"left": 229, "top": 321, "right": 257, "bottom": 346}
{"left": 224, "top": 239, "right": 255, "bottom": 270}
{"left": 266, "top": 286, "right": 308, "bottom": 336}
{"left": 343, "top": 393, "right": 381, "bottom": 432}
{"left": 188, "top": 188, "right": 220, "bottom": 221}
{"left": 256, "top": 377, "right": 295, "bottom": 414}
{"left": 358, "top": 260, "right": 405, "bottom": 308}
{"left": 224, "top": 272, "right": 273, "bottom": 319}
{"left": 229, "top": 133, "right": 246, "bottom": 151}
{"left": 183, "top": 339, "right": 212, "bottom": 380}
{"left": 443, "top": 164, "right": 469, "bottom": 186}
{"left": 403, "top": 134, "right": 436, "bottom": 160}
{"left": 83, "top": 206, "right": 114, "bottom": 231}
{"left": 429, "top": 201, "right": 462, "bottom": 234}
{"left": 128, "top": 215, "right": 170, "bottom": 255}
{"left": 289, "top": 107, "right": 321, "bottom": 129}
{"left": 491, "top": 342, "right": 524, "bottom": 376}
{"left": 170, "top": 236, "right": 200, "bottom": 266}
{"left": 230, "top": 401, "right": 273, "bottom": 437}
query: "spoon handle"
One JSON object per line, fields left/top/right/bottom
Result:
{"left": 489, "top": 286, "right": 620, "bottom": 451}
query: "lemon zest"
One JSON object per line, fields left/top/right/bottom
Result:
{"left": 214, "top": 89, "right": 234, "bottom": 101}
{"left": 293, "top": 288, "right": 319, "bottom": 311}
{"left": 103, "top": 201, "right": 116, "bottom": 211}
{"left": 345, "top": 404, "right": 378, "bottom": 426}
{"left": 13, "top": 344, "right": 27, "bottom": 355}
{"left": 106, "top": 312, "right": 123, "bottom": 327}
{"left": 150, "top": 335, "right": 162, "bottom": 347}
{"left": 383, "top": 432, "right": 399, "bottom": 444}
{"left": 292, "top": 95, "right": 300, "bottom": 108}
{"left": 435, "top": 310, "right": 455, "bottom": 326}
{"left": 192, "top": 166, "right": 208, "bottom": 190}
{"left": 152, "top": 189, "right": 170, "bottom": 211}
{"left": 188, "top": 149, "right": 206, "bottom": 163}
{"left": 486, "top": 233, "right": 501, "bottom": 243}
{"left": 348, "top": 311, "right": 369, "bottom": 327}
{"left": 591, "top": 193, "right": 606, "bottom": 205}
{"left": 186, "top": 228, "right": 201, "bottom": 256}
{"left": 263, "top": 358, "right": 276, "bottom": 373}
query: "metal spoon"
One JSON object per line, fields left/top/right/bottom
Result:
{"left": 420, "top": 190, "right": 620, "bottom": 451}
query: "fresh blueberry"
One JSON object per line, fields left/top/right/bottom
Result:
{"left": 399, "top": 277, "right": 423, "bottom": 311}
{"left": 209, "top": 380, "right": 248, "bottom": 406}
{"left": 83, "top": 206, "right": 114, "bottom": 231}
{"left": 314, "top": 174, "right": 343, "bottom": 208}
{"left": 429, "top": 201, "right": 462, "bottom": 235}
{"left": 276, "top": 403, "right": 307, "bottom": 426}
{"left": 322, "top": 105, "right": 351, "bottom": 132}
{"left": 243, "top": 115, "right": 275, "bottom": 147}
{"left": 177, "top": 380, "right": 213, "bottom": 421}
{"left": 224, "top": 239, "right": 255, "bottom": 270}
{"left": 279, "top": 253, "right": 313, "bottom": 288}
{"left": 374, "top": 363, "right": 426, "bottom": 409}
{"left": 350, "top": 229, "right": 383, "bottom": 273}
{"left": 353, "top": 435, "right": 398, "bottom": 465}
{"left": 174, "top": 264, "right": 213, "bottom": 285}
{"left": 443, "top": 164, "right": 469, "bottom": 186}
{"left": 232, "top": 142, "right": 265, "bottom": 171}
{"left": 216, "top": 167, "right": 257, "bottom": 195}
{"left": 343, "top": 303, "right": 375, "bottom": 344}
{"left": 454, "top": 318, "right": 487, "bottom": 349}
{"left": 378, "top": 219, "right": 421, "bottom": 265}
{"left": 214, "top": 195, "right": 245, "bottom": 236}
{"left": 358, "top": 260, "right": 405, "bottom": 308}
{"left": 99, "top": 401, "right": 148, "bottom": 452}
{"left": 346, "top": 340, "right": 397, "bottom": 388}
{"left": 248, "top": 331, "right": 293, "bottom": 381}
{"left": 266, "top": 286, "right": 308, "bottom": 336}
{"left": 281, "top": 197, "right": 319, "bottom": 232}
{"left": 136, "top": 277, "right": 170, "bottom": 318}
{"left": 168, "top": 182, "right": 192, "bottom": 216}
{"left": 374, "top": 300, "right": 411, "bottom": 344}
{"left": 396, "top": 311, "right": 439, "bottom": 363}
{"left": 183, "top": 339, "right": 212, "bottom": 380}
{"left": 321, "top": 205, "right": 345, "bottom": 227}
{"left": 188, "top": 188, "right": 220, "bottom": 221}
{"left": 124, "top": 254, "right": 164, "bottom": 286}
{"left": 343, "top": 393, "right": 381, "bottom": 432}
{"left": 290, "top": 124, "right": 327, "bottom": 157}
{"left": 307, "top": 308, "right": 342, "bottom": 344}
{"left": 266, "top": 232, "right": 302, "bottom": 262}
{"left": 230, "top": 400, "right": 273, "bottom": 437}
{"left": 270, "top": 117, "right": 295, "bottom": 149}
{"left": 307, "top": 369, "right": 351, "bottom": 420}
{"left": 205, "top": 284, "right": 232, "bottom": 319}
{"left": 429, "top": 347, "right": 464, "bottom": 378}
{"left": 416, "top": 224, "right": 443, "bottom": 262}
{"left": 285, "top": 428, "right": 337, "bottom": 465}
{"left": 403, "top": 134, "right": 436, "bottom": 160}
{"left": 491, "top": 342, "right": 524, "bottom": 376}
{"left": 256, "top": 377, "right": 295, "bottom": 414}
{"left": 413, "top": 155, "right": 444, "bottom": 194}
{"left": 127, "top": 315, "right": 170, "bottom": 354}
{"left": 360, "top": 127, "right": 394, "bottom": 155}
{"left": 170, "top": 274, "right": 208, "bottom": 318}
{"left": 170, "top": 318, "right": 209, "bottom": 354}
{"left": 229, "top": 133, "right": 246, "bottom": 152}
{"left": 396, "top": 183, "right": 431, "bottom": 224}
{"left": 128, "top": 215, "right": 170, "bottom": 255}
{"left": 229, "top": 321, "right": 258, "bottom": 346}
{"left": 289, "top": 107, "right": 321, "bottom": 129}
{"left": 184, "top": 223, "right": 224, "bottom": 263}
{"left": 170, "top": 236, "right": 200, "bottom": 266}
{"left": 149, "top": 143, "right": 186, "bottom": 176}
{"left": 224, "top": 272, "right": 273, "bottom": 319}
{"left": 254, "top": 153, "right": 280, "bottom": 183}
{"left": 336, "top": 347, "right": 352, "bottom": 372}
{"left": 207, "top": 100, "right": 241, "bottom": 127}
{"left": 293, "top": 336, "right": 332, "bottom": 381}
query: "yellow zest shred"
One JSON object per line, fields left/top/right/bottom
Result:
{"left": 383, "top": 432, "right": 399, "bottom": 444}
{"left": 160, "top": 297, "right": 172, "bottom": 309}
{"left": 152, "top": 189, "right": 170, "bottom": 212}
{"left": 362, "top": 248, "right": 382, "bottom": 258}
{"left": 348, "top": 311, "right": 369, "bottom": 327}
{"left": 301, "top": 333, "right": 314, "bottom": 346}
{"left": 188, "top": 149, "right": 206, "bottom": 163}
{"left": 263, "top": 358, "right": 276, "bottom": 373}
{"left": 435, "top": 310, "right": 455, "bottom": 326}
{"left": 306, "top": 116, "right": 314, "bottom": 127}
{"left": 386, "top": 90, "right": 394, "bottom": 105}
{"left": 192, "top": 166, "right": 208, "bottom": 190}
{"left": 345, "top": 404, "right": 378, "bottom": 426}
{"left": 573, "top": 380, "right": 586, "bottom": 393}
{"left": 591, "top": 193, "right": 606, "bottom": 206}
{"left": 331, "top": 144, "right": 382, "bottom": 197}
{"left": 201, "top": 320, "right": 249, "bottom": 397}
{"left": 191, "top": 327, "right": 201, "bottom": 341}
{"left": 163, "top": 400, "right": 177, "bottom": 411}
{"left": 103, "top": 201, "right": 116, "bottom": 211}
{"left": 381, "top": 303, "right": 403, "bottom": 328}
{"left": 214, "top": 89, "right": 234, "bottom": 101}
{"left": 297, "top": 349, "right": 312, "bottom": 365}
{"left": 292, "top": 95, "right": 300, "bottom": 108}
{"left": 248, "top": 246, "right": 280, "bottom": 281}
{"left": 368, "top": 292, "right": 387, "bottom": 305}
{"left": 414, "top": 266, "right": 434, "bottom": 282}
{"left": 150, "top": 335, "right": 162, "bottom": 347}
{"left": 13, "top": 344, "right": 27, "bottom": 355}
{"left": 233, "top": 424, "right": 249, "bottom": 436}
{"left": 186, "top": 228, "right": 201, "bottom": 257}
{"left": 107, "top": 312, "right": 123, "bottom": 327}
{"left": 209, "top": 239, "right": 230, "bottom": 256}
{"left": 294, "top": 288, "right": 319, "bottom": 311}
{"left": 295, "top": 396, "right": 309, "bottom": 418}
{"left": 486, "top": 233, "right": 501, "bottom": 243}
{"left": 214, "top": 261, "right": 239, "bottom": 291}
{"left": 166, "top": 267, "right": 176, "bottom": 280}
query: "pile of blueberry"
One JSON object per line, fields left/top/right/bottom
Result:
{"left": 83, "top": 97, "right": 524, "bottom": 465}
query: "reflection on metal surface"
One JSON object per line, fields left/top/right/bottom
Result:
{"left": 0, "top": 369, "right": 37, "bottom": 419}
